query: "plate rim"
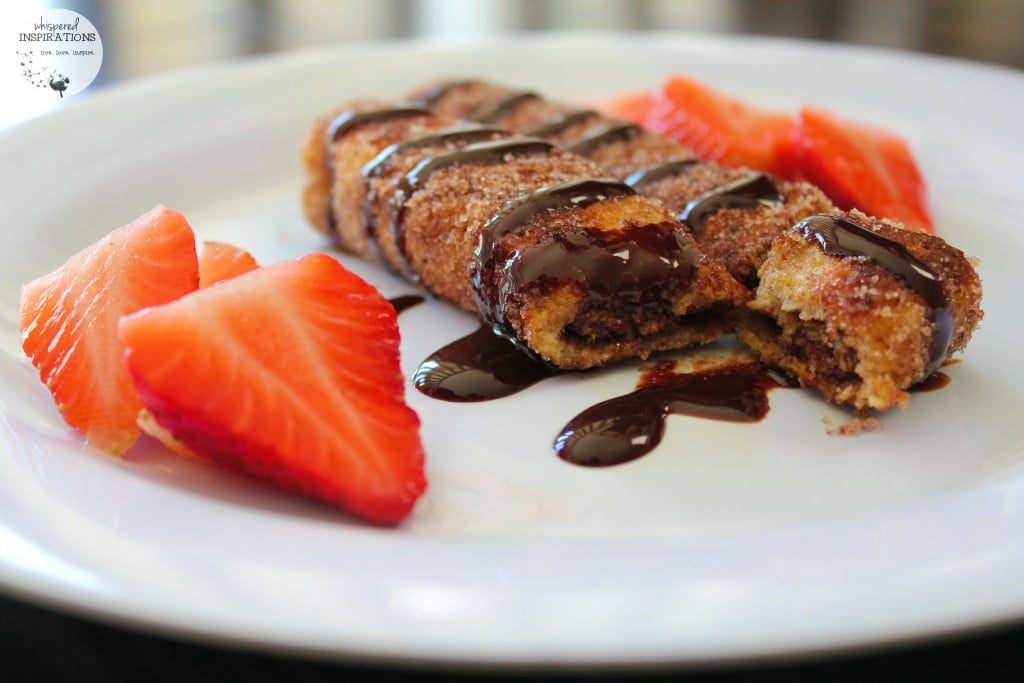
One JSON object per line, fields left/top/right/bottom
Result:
{"left": 1, "top": 30, "right": 1023, "bottom": 669}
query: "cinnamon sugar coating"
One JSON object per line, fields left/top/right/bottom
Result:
{"left": 736, "top": 210, "right": 983, "bottom": 412}
{"left": 303, "top": 87, "right": 985, "bottom": 411}
{"left": 300, "top": 99, "right": 747, "bottom": 369}
{"left": 406, "top": 79, "right": 834, "bottom": 287}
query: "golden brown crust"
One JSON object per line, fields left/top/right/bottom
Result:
{"left": 383, "top": 148, "right": 604, "bottom": 310}
{"left": 626, "top": 165, "right": 835, "bottom": 287}
{"left": 405, "top": 80, "right": 986, "bottom": 413}
{"left": 736, "top": 210, "right": 983, "bottom": 411}
{"left": 405, "top": 80, "right": 835, "bottom": 288}
{"left": 408, "top": 80, "right": 692, "bottom": 170}
{"left": 300, "top": 99, "right": 435, "bottom": 251}
{"left": 302, "top": 98, "right": 749, "bottom": 369}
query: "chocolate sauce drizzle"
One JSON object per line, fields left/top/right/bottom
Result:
{"left": 554, "top": 360, "right": 790, "bottom": 467}
{"left": 327, "top": 106, "right": 431, "bottom": 143}
{"left": 386, "top": 87, "right": 962, "bottom": 470}
{"left": 410, "top": 79, "right": 481, "bottom": 108}
{"left": 323, "top": 106, "right": 431, "bottom": 235}
{"left": 467, "top": 90, "right": 540, "bottom": 123}
{"left": 388, "top": 137, "right": 556, "bottom": 278}
{"left": 361, "top": 126, "right": 507, "bottom": 179}
{"left": 623, "top": 158, "right": 701, "bottom": 190}
{"left": 470, "top": 178, "right": 637, "bottom": 326}
{"left": 388, "top": 295, "right": 425, "bottom": 314}
{"left": 525, "top": 109, "right": 599, "bottom": 138}
{"left": 680, "top": 173, "right": 784, "bottom": 230}
{"left": 797, "top": 214, "right": 954, "bottom": 374}
{"left": 359, "top": 125, "right": 506, "bottom": 261}
{"left": 565, "top": 122, "right": 642, "bottom": 156}
{"left": 411, "top": 323, "right": 793, "bottom": 467}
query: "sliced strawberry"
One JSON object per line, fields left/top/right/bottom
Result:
{"left": 141, "top": 240, "right": 257, "bottom": 454}
{"left": 137, "top": 409, "right": 209, "bottom": 463}
{"left": 19, "top": 205, "right": 199, "bottom": 455}
{"left": 198, "top": 240, "right": 259, "bottom": 287}
{"left": 118, "top": 252, "right": 426, "bottom": 524}
{"left": 787, "top": 107, "right": 934, "bottom": 233}
{"left": 644, "top": 74, "right": 795, "bottom": 176}
{"left": 594, "top": 90, "right": 655, "bottom": 124}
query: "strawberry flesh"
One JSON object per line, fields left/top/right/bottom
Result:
{"left": 645, "top": 74, "right": 795, "bottom": 176}
{"left": 595, "top": 90, "right": 656, "bottom": 124}
{"left": 198, "top": 240, "right": 259, "bottom": 287}
{"left": 118, "top": 252, "right": 426, "bottom": 524}
{"left": 612, "top": 75, "right": 935, "bottom": 232}
{"left": 788, "top": 106, "right": 934, "bottom": 233}
{"left": 19, "top": 205, "right": 199, "bottom": 455}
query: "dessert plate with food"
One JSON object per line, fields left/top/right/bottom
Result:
{"left": 0, "top": 32, "right": 1022, "bottom": 668}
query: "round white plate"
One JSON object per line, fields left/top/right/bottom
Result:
{"left": 1, "top": 32, "right": 1023, "bottom": 669}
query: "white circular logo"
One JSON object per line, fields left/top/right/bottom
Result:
{"left": 12, "top": 8, "right": 103, "bottom": 99}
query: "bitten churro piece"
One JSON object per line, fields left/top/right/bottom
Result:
{"left": 407, "top": 80, "right": 835, "bottom": 287}
{"left": 300, "top": 100, "right": 748, "bottom": 370}
{"left": 735, "top": 211, "right": 983, "bottom": 412}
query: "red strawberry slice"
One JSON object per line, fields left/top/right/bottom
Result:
{"left": 19, "top": 205, "right": 199, "bottom": 455}
{"left": 644, "top": 74, "right": 795, "bottom": 176}
{"left": 787, "top": 106, "right": 934, "bottom": 233}
{"left": 141, "top": 240, "right": 258, "bottom": 457}
{"left": 118, "top": 252, "right": 427, "bottom": 524}
{"left": 594, "top": 90, "right": 655, "bottom": 124}
{"left": 198, "top": 240, "right": 259, "bottom": 287}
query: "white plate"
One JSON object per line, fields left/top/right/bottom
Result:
{"left": 2, "top": 32, "right": 1023, "bottom": 669}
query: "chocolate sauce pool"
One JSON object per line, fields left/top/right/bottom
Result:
{"left": 411, "top": 319, "right": 792, "bottom": 466}
{"left": 554, "top": 359, "right": 790, "bottom": 467}
{"left": 413, "top": 324, "right": 561, "bottom": 402}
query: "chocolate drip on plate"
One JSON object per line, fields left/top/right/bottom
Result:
{"left": 554, "top": 359, "right": 789, "bottom": 467}
{"left": 387, "top": 295, "right": 425, "bottom": 314}
{"left": 413, "top": 324, "right": 561, "bottom": 402}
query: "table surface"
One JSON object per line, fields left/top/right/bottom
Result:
{"left": 3, "top": 589, "right": 1023, "bottom": 681}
